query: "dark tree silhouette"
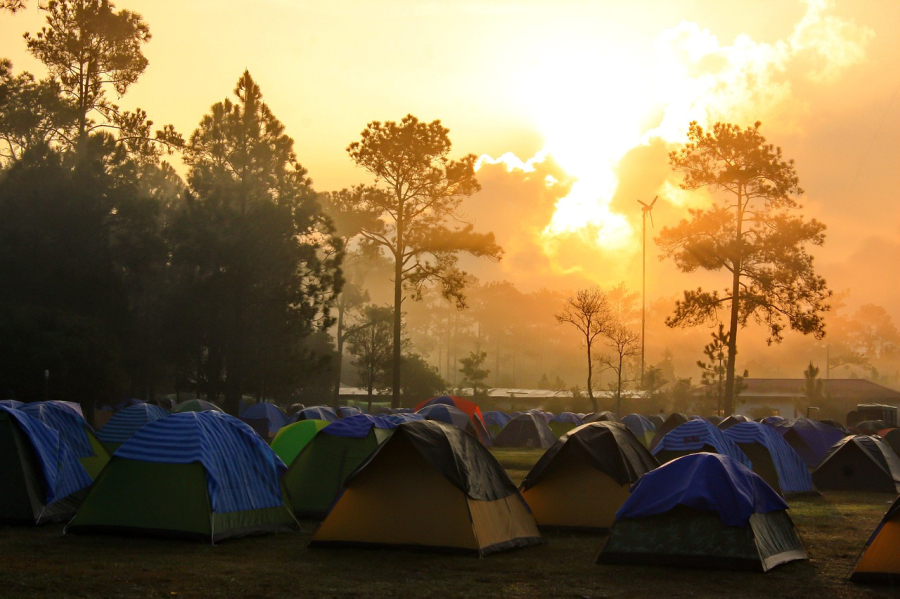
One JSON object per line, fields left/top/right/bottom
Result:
{"left": 659, "top": 121, "right": 830, "bottom": 415}
{"left": 173, "top": 71, "right": 342, "bottom": 414}
{"left": 556, "top": 287, "right": 612, "bottom": 413}
{"left": 346, "top": 114, "right": 502, "bottom": 408}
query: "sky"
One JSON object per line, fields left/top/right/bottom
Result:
{"left": 2, "top": 0, "right": 899, "bottom": 357}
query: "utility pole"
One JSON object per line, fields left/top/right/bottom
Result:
{"left": 637, "top": 196, "right": 657, "bottom": 388}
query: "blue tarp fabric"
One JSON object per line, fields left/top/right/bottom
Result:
{"left": 617, "top": 452, "right": 789, "bottom": 527}
{"left": 19, "top": 401, "right": 94, "bottom": 458}
{"left": 114, "top": 411, "right": 286, "bottom": 513}
{"left": 0, "top": 406, "right": 92, "bottom": 504}
{"left": 383, "top": 413, "right": 424, "bottom": 425}
{"left": 722, "top": 421, "right": 815, "bottom": 494}
{"left": 652, "top": 419, "right": 751, "bottom": 468}
{"left": 97, "top": 404, "right": 170, "bottom": 444}
{"left": 321, "top": 414, "right": 399, "bottom": 438}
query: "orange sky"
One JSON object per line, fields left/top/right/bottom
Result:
{"left": 2, "top": 0, "right": 899, "bottom": 326}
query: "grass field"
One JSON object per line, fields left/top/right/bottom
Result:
{"left": 0, "top": 448, "right": 897, "bottom": 598}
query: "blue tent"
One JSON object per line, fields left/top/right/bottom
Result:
{"left": 0, "top": 399, "right": 24, "bottom": 409}
{"left": 114, "top": 412, "right": 288, "bottom": 513}
{"left": 97, "top": 404, "right": 170, "bottom": 449}
{"left": 0, "top": 406, "right": 92, "bottom": 523}
{"left": 68, "top": 411, "right": 297, "bottom": 541}
{"left": 294, "top": 405, "right": 339, "bottom": 423}
{"left": 19, "top": 402, "right": 95, "bottom": 459}
{"left": 551, "top": 412, "right": 583, "bottom": 425}
{"left": 775, "top": 418, "right": 846, "bottom": 468}
{"left": 722, "top": 422, "right": 816, "bottom": 495}
{"left": 617, "top": 453, "right": 789, "bottom": 527}
{"left": 320, "top": 414, "right": 399, "bottom": 438}
{"left": 652, "top": 419, "right": 751, "bottom": 468}
{"left": 483, "top": 411, "right": 511, "bottom": 428}
{"left": 622, "top": 414, "right": 656, "bottom": 446}
{"left": 239, "top": 402, "right": 288, "bottom": 438}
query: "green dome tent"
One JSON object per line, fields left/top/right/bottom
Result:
{"left": 270, "top": 419, "right": 328, "bottom": 465}
{"left": 66, "top": 411, "right": 297, "bottom": 543}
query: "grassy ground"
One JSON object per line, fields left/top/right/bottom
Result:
{"left": 0, "top": 449, "right": 897, "bottom": 598}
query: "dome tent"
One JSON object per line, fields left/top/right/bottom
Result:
{"left": 812, "top": 435, "right": 900, "bottom": 494}
{"left": 597, "top": 453, "right": 806, "bottom": 572}
{"left": 621, "top": 414, "right": 656, "bottom": 447}
{"left": 67, "top": 411, "right": 297, "bottom": 543}
{"left": 722, "top": 422, "right": 816, "bottom": 496}
{"left": 652, "top": 419, "right": 751, "bottom": 468}
{"left": 648, "top": 413, "right": 690, "bottom": 451}
{"left": 0, "top": 406, "right": 92, "bottom": 524}
{"left": 494, "top": 412, "right": 556, "bottom": 448}
{"left": 96, "top": 403, "right": 170, "bottom": 453}
{"left": 520, "top": 422, "right": 658, "bottom": 530}
{"left": 239, "top": 402, "right": 288, "bottom": 439}
{"left": 776, "top": 418, "right": 846, "bottom": 468}
{"left": 283, "top": 415, "right": 399, "bottom": 518}
{"left": 415, "top": 399, "right": 492, "bottom": 446}
{"left": 851, "top": 494, "right": 900, "bottom": 584}
{"left": 270, "top": 419, "right": 329, "bottom": 465}
{"left": 548, "top": 412, "right": 583, "bottom": 438}
{"left": 310, "top": 420, "right": 542, "bottom": 556}
{"left": 19, "top": 401, "right": 110, "bottom": 479}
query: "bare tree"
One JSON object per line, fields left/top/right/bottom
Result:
{"left": 556, "top": 287, "right": 612, "bottom": 412}
{"left": 597, "top": 323, "right": 641, "bottom": 415}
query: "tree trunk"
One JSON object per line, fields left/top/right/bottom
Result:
{"left": 586, "top": 341, "right": 598, "bottom": 412}
{"left": 392, "top": 255, "right": 402, "bottom": 408}
{"left": 724, "top": 191, "right": 744, "bottom": 416}
{"left": 332, "top": 296, "right": 345, "bottom": 409}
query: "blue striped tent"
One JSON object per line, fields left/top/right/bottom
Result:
{"left": 0, "top": 406, "right": 92, "bottom": 523}
{"left": 723, "top": 422, "right": 816, "bottom": 495}
{"left": 96, "top": 404, "right": 170, "bottom": 451}
{"left": 622, "top": 414, "right": 656, "bottom": 447}
{"left": 652, "top": 419, "right": 751, "bottom": 468}
{"left": 19, "top": 401, "right": 109, "bottom": 479}
{"left": 67, "top": 411, "right": 297, "bottom": 542}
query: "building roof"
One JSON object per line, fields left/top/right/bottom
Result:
{"left": 698, "top": 378, "right": 900, "bottom": 401}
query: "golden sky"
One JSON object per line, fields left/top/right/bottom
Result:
{"left": 2, "top": 0, "right": 899, "bottom": 321}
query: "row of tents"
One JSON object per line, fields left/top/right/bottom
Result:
{"left": 1, "top": 398, "right": 898, "bottom": 582}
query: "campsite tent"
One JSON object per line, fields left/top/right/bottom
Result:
{"left": 596, "top": 453, "right": 807, "bottom": 571}
{"left": 494, "top": 412, "right": 556, "bottom": 448}
{"left": 67, "top": 411, "right": 297, "bottom": 542}
{"left": 483, "top": 411, "right": 511, "bottom": 437}
{"left": 293, "top": 405, "right": 339, "bottom": 423}
{"left": 269, "top": 419, "right": 328, "bottom": 465}
{"left": 851, "top": 494, "right": 900, "bottom": 583}
{"left": 415, "top": 396, "right": 492, "bottom": 445}
{"left": 0, "top": 406, "right": 92, "bottom": 524}
{"left": 19, "top": 401, "right": 110, "bottom": 479}
{"left": 648, "top": 413, "right": 690, "bottom": 451}
{"left": 239, "top": 402, "right": 288, "bottom": 439}
{"left": 96, "top": 403, "right": 170, "bottom": 453}
{"left": 812, "top": 435, "right": 900, "bottom": 493}
{"left": 338, "top": 406, "right": 363, "bottom": 418}
{"left": 877, "top": 428, "right": 900, "bottom": 458}
{"left": 0, "top": 399, "right": 23, "bottom": 409}
{"left": 283, "top": 415, "right": 398, "bottom": 518}
{"left": 548, "top": 412, "right": 583, "bottom": 438}
{"left": 520, "top": 422, "right": 658, "bottom": 530}
{"left": 584, "top": 411, "right": 619, "bottom": 424}
{"left": 171, "top": 399, "right": 223, "bottom": 413}
{"left": 722, "top": 422, "right": 816, "bottom": 496}
{"left": 652, "top": 419, "right": 751, "bottom": 468}
{"left": 718, "top": 415, "right": 750, "bottom": 430}
{"left": 622, "top": 414, "right": 656, "bottom": 447}
{"left": 416, "top": 403, "right": 492, "bottom": 445}
{"left": 776, "top": 418, "right": 846, "bottom": 469}
{"left": 310, "top": 420, "right": 543, "bottom": 556}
